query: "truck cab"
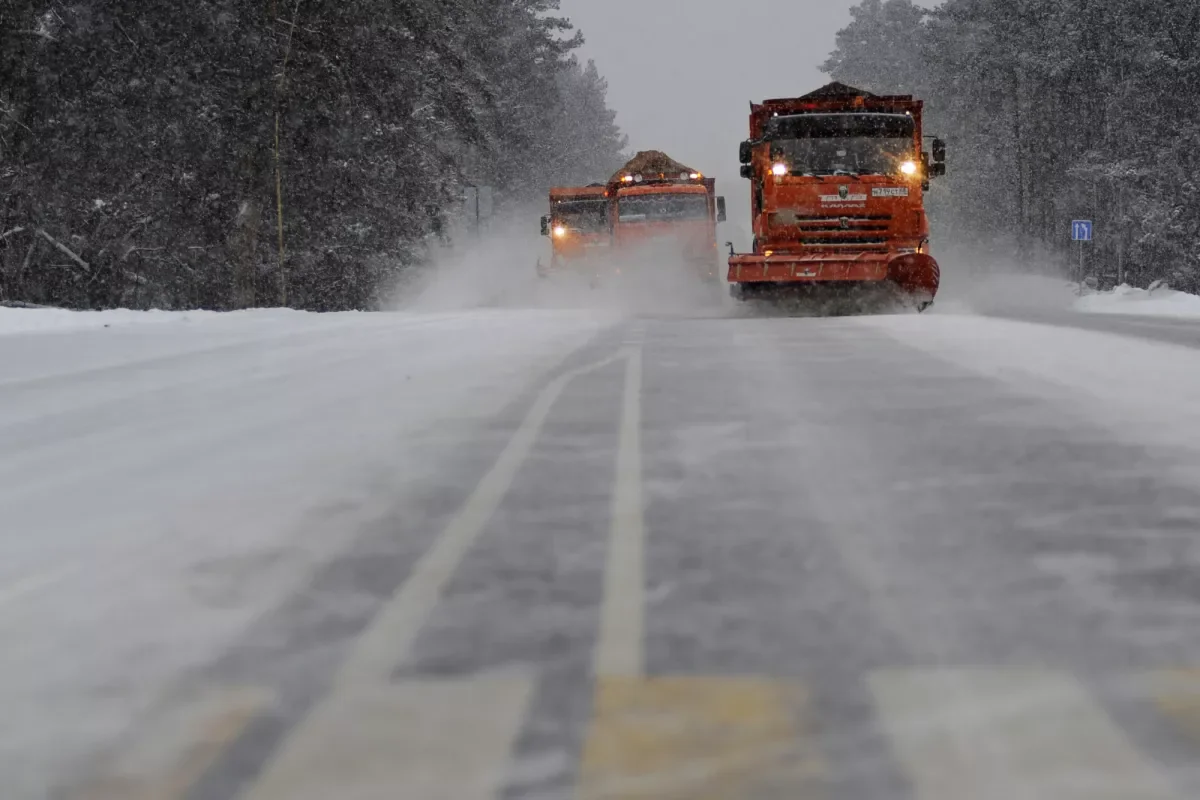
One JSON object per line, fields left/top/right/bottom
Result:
{"left": 607, "top": 153, "right": 726, "bottom": 282}
{"left": 539, "top": 185, "right": 611, "bottom": 275}
{"left": 730, "top": 82, "right": 946, "bottom": 309}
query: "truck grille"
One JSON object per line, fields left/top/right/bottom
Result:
{"left": 792, "top": 215, "right": 892, "bottom": 223}
{"left": 798, "top": 236, "right": 888, "bottom": 247}
{"left": 767, "top": 214, "right": 894, "bottom": 251}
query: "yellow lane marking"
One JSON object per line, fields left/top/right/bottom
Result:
{"left": 578, "top": 676, "right": 827, "bottom": 800}
{"left": 72, "top": 687, "right": 273, "bottom": 800}
{"left": 595, "top": 348, "right": 645, "bottom": 678}
{"left": 1151, "top": 669, "right": 1200, "bottom": 745}
{"left": 869, "top": 669, "right": 1177, "bottom": 800}
{"left": 243, "top": 674, "right": 535, "bottom": 800}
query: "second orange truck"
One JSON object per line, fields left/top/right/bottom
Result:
{"left": 540, "top": 151, "right": 726, "bottom": 284}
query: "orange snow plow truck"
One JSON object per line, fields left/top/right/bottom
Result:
{"left": 607, "top": 151, "right": 726, "bottom": 282}
{"left": 538, "top": 185, "right": 610, "bottom": 277}
{"left": 729, "top": 82, "right": 946, "bottom": 310}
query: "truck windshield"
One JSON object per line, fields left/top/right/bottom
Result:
{"left": 771, "top": 137, "right": 914, "bottom": 177}
{"left": 765, "top": 113, "right": 916, "bottom": 177}
{"left": 553, "top": 200, "right": 609, "bottom": 233}
{"left": 618, "top": 194, "right": 708, "bottom": 222}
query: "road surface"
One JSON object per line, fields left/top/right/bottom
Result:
{"left": 3, "top": 303, "right": 1200, "bottom": 799}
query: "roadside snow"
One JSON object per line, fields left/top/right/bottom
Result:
{"left": 866, "top": 314, "right": 1200, "bottom": 460}
{"left": 1074, "top": 284, "right": 1200, "bottom": 319}
{"left": 0, "top": 305, "right": 365, "bottom": 335}
{"left": 0, "top": 308, "right": 612, "bottom": 799}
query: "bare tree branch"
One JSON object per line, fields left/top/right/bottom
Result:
{"left": 1, "top": 227, "right": 26, "bottom": 241}
{"left": 35, "top": 229, "right": 90, "bottom": 272}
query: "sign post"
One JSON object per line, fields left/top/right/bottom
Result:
{"left": 1071, "top": 220, "right": 1093, "bottom": 292}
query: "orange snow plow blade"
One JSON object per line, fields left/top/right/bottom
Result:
{"left": 728, "top": 252, "right": 939, "bottom": 299}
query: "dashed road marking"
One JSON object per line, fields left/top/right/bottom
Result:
{"left": 1151, "top": 669, "right": 1200, "bottom": 746}
{"left": 71, "top": 687, "right": 273, "bottom": 800}
{"left": 869, "top": 669, "right": 1177, "bottom": 800}
{"left": 578, "top": 676, "right": 826, "bottom": 800}
{"left": 243, "top": 673, "right": 535, "bottom": 800}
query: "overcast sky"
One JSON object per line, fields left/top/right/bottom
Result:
{"left": 555, "top": 0, "right": 935, "bottom": 235}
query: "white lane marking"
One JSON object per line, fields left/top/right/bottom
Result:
{"left": 337, "top": 349, "right": 626, "bottom": 687}
{"left": 244, "top": 674, "right": 534, "bottom": 800}
{"left": 870, "top": 669, "right": 1177, "bottom": 800}
{"left": 246, "top": 347, "right": 632, "bottom": 798}
{"left": 594, "top": 348, "right": 645, "bottom": 678}
{"left": 0, "top": 564, "right": 77, "bottom": 610}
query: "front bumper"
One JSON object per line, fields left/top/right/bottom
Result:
{"left": 727, "top": 252, "right": 939, "bottom": 297}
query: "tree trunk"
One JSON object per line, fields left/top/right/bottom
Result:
{"left": 229, "top": 197, "right": 262, "bottom": 309}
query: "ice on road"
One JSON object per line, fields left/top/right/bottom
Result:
{"left": 3, "top": 304, "right": 1200, "bottom": 799}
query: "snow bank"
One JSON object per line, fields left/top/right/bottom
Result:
{"left": 864, "top": 314, "right": 1200, "bottom": 462}
{"left": 1074, "top": 284, "right": 1200, "bottom": 319}
{"left": 0, "top": 306, "right": 377, "bottom": 336}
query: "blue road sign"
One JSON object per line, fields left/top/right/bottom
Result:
{"left": 1071, "top": 220, "right": 1093, "bottom": 242}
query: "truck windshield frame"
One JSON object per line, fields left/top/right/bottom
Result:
{"left": 764, "top": 113, "right": 917, "bottom": 177}
{"left": 553, "top": 199, "right": 609, "bottom": 233}
{"left": 770, "top": 137, "right": 915, "bottom": 178}
{"left": 618, "top": 193, "right": 709, "bottom": 223}
{"left": 763, "top": 112, "right": 915, "bottom": 141}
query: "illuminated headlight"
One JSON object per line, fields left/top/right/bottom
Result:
{"left": 553, "top": 225, "right": 567, "bottom": 238}
{"left": 900, "top": 160, "right": 919, "bottom": 176}
{"left": 771, "top": 162, "right": 788, "bottom": 177}
{"left": 689, "top": 172, "right": 702, "bottom": 179}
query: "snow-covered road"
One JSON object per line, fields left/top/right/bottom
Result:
{"left": 4, "top": 303, "right": 1200, "bottom": 799}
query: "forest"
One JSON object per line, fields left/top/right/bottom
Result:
{"left": 0, "top": 1, "right": 626, "bottom": 310}
{"left": 825, "top": 0, "right": 1200, "bottom": 290}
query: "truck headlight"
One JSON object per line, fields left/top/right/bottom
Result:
{"left": 900, "top": 160, "right": 918, "bottom": 176}
{"left": 771, "top": 162, "right": 788, "bottom": 177}
{"left": 553, "top": 225, "right": 567, "bottom": 238}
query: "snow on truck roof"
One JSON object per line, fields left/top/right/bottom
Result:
{"left": 609, "top": 150, "right": 698, "bottom": 184}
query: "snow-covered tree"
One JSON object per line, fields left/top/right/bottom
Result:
{"left": 0, "top": 0, "right": 626, "bottom": 309}
{"left": 825, "top": 0, "right": 1200, "bottom": 288}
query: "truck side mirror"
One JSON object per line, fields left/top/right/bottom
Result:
{"left": 716, "top": 197, "right": 727, "bottom": 223}
{"left": 738, "top": 140, "right": 753, "bottom": 165}
{"left": 540, "top": 215, "right": 549, "bottom": 236}
{"left": 932, "top": 138, "right": 946, "bottom": 163}
{"left": 740, "top": 164, "right": 753, "bottom": 180}
{"left": 930, "top": 162, "right": 947, "bottom": 177}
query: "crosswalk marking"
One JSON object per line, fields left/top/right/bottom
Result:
{"left": 577, "top": 676, "right": 827, "bottom": 800}
{"left": 71, "top": 687, "right": 273, "bottom": 800}
{"left": 869, "top": 669, "right": 1178, "bottom": 800}
{"left": 595, "top": 348, "right": 645, "bottom": 678}
{"left": 243, "top": 674, "right": 534, "bottom": 800}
